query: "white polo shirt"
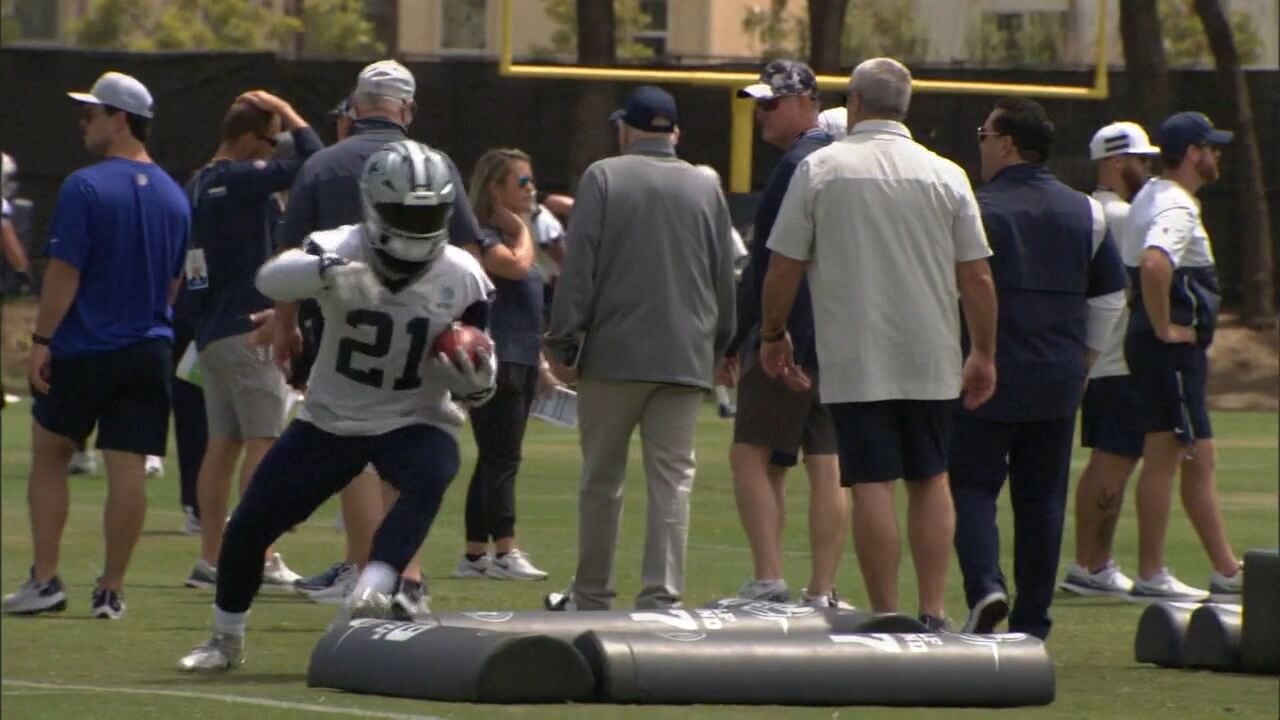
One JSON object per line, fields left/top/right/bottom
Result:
{"left": 1088, "top": 188, "right": 1133, "bottom": 379}
{"left": 767, "top": 119, "right": 992, "bottom": 404}
{"left": 1124, "top": 177, "right": 1215, "bottom": 270}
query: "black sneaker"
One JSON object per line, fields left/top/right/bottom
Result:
{"left": 391, "top": 578, "right": 431, "bottom": 622}
{"left": 919, "top": 613, "right": 950, "bottom": 632}
{"left": 544, "top": 590, "right": 576, "bottom": 611}
{"left": 91, "top": 586, "right": 125, "bottom": 620}
{"left": 3, "top": 570, "right": 67, "bottom": 615}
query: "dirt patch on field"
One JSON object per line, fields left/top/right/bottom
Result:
{"left": 2, "top": 301, "right": 1276, "bottom": 409}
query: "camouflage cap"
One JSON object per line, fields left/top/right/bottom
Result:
{"left": 737, "top": 59, "right": 818, "bottom": 100}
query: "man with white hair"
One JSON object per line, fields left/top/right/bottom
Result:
{"left": 760, "top": 57, "right": 998, "bottom": 630}
{"left": 1060, "top": 121, "right": 1159, "bottom": 597}
{"left": 272, "top": 60, "right": 482, "bottom": 615}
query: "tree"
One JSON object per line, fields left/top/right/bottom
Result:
{"left": 1193, "top": 0, "right": 1274, "bottom": 325}
{"left": 965, "top": 11, "right": 1065, "bottom": 67}
{"left": 807, "top": 0, "right": 848, "bottom": 73}
{"left": 1120, "top": 0, "right": 1170, "bottom": 134}
{"left": 841, "top": 0, "right": 928, "bottom": 66}
{"left": 69, "top": 0, "right": 380, "bottom": 57}
{"left": 565, "top": 0, "right": 619, "bottom": 191}
{"left": 742, "top": 0, "right": 806, "bottom": 61}
{"left": 1164, "top": 0, "right": 1262, "bottom": 68}
{"left": 532, "top": 0, "right": 653, "bottom": 60}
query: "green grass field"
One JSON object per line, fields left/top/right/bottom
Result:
{"left": 1, "top": 403, "right": 1277, "bottom": 719}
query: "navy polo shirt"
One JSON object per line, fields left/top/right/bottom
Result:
{"left": 46, "top": 159, "right": 189, "bottom": 357}
{"left": 970, "top": 163, "right": 1128, "bottom": 422}
{"left": 475, "top": 225, "right": 544, "bottom": 366}
{"left": 277, "top": 117, "right": 481, "bottom": 250}
{"left": 188, "top": 127, "right": 323, "bottom": 349}
{"left": 729, "top": 127, "right": 833, "bottom": 368}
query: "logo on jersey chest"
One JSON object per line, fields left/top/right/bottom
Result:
{"left": 435, "top": 285, "right": 456, "bottom": 311}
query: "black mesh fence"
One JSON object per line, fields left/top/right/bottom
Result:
{"left": 1, "top": 48, "right": 1275, "bottom": 303}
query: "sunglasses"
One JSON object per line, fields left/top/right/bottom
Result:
{"left": 756, "top": 98, "right": 782, "bottom": 113}
{"left": 516, "top": 175, "right": 535, "bottom": 188}
{"left": 976, "top": 126, "right": 1005, "bottom": 143}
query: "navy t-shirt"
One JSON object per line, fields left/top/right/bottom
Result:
{"left": 474, "top": 225, "right": 544, "bottom": 366}
{"left": 729, "top": 127, "right": 833, "bottom": 368}
{"left": 46, "top": 158, "right": 189, "bottom": 357}
{"left": 187, "top": 127, "right": 323, "bottom": 348}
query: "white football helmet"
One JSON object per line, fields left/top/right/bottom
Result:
{"left": 360, "top": 140, "right": 455, "bottom": 285}
{"left": 1, "top": 153, "right": 16, "bottom": 199}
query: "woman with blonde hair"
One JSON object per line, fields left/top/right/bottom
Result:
{"left": 452, "top": 148, "right": 556, "bottom": 581}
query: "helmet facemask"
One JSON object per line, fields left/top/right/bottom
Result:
{"left": 359, "top": 141, "right": 456, "bottom": 288}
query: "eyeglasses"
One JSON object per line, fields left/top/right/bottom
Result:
{"left": 756, "top": 98, "right": 782, "bottom": 113}
{"left": 517, "top": 175, "right": 535, "bottom": 188}
{"left": 976, "top": 126, "right": 1004, "bottom": 143}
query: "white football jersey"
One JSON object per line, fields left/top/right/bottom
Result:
{"left": 1089, "top": 188, "right": 1132, "bottom": 379}
{"left": 299, "top": 225, "right": 495, "bottom": 437}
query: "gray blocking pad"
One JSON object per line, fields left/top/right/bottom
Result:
{"left": 307, "top": 610, "right": 1056, "bottom": 707}
{"left": 1134, "top": 602, "right": 1197, "bottom": 668}
{"left": 306, "top": 621, "right": 594, "bottom": 703}
{"left": 1241, "top": 549, "right": 1280, "bottom": 675}
{"left": 434, "top": 601, "right": 925, "bottom": 641}
{"left": 1184, "top": 604, "right": 1244, "bottom": 672}
{"left": 574, "top": 630, "right": 1055, "bottom": 706}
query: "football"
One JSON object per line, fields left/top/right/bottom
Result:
{"left": 430, "top": 323, "right": 493, "bottom": 367}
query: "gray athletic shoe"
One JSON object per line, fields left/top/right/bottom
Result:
{"left": 1060, "top": 561, "right": 1134, "bottom": 596}
{"left": 391, "top": 579, "right": 432, "bottom": 622}
{"left": 178, "top": 631, "right": 244, "bottom": 672}
{"left": 962, "top": 590, "right": 1009, "bottom": 634}
{"left": 737, "top": 578, "right": 790, "bottom": 603}
{"left": 184, "top": 560, "right": 217, "bottom": 589}
{"left": 1208, "top": 564, "right": 1244, "bottom": 597}
{"left": 3, "top": 572, "right": 67, "bottom": 616}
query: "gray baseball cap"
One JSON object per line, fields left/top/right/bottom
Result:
{"left": 67, "top": 71, "right": 154, "bottom": 118}
{"left": 738, "top": 59, "right": 818, "bottom": 100}
{"left": 356, "top": 60, "right": 415, "bottom": 101}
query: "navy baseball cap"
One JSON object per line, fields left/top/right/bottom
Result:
{"left": 1157, "top": 112, "right": 1233, "bottom": 155}
{"left": 738, "top": 59, "right": 818, "bottom": 100}
{"left": 609, "top": 86, "right": 678, "bottom": 133}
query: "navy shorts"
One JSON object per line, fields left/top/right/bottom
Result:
{"left": 829, "top": 399, "right": 954, "bottom": 484}
{"left": 32, "top": 338, "right": 172, "bottom": 456}
{"left": 1124, "top": 332, "right": 1213, "bottom": 444}
{"left": 1080, "top": 375, "right": 1145, "bottom": 458}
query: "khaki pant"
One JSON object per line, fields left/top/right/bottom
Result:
{"left": 570, "top": 379, "right": 702, "bottom": 610}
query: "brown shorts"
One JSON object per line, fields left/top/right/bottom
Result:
{"left": 732, "top": 359, "right": 837, "bottom": 465}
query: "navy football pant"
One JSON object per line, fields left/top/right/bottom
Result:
{"left": 170, "top": 321, "right": 206, "bottom": 516}
{"left": 215, "top": 419, "right": 459, "bottom": 614}
{"left": 949, "top": 414, "right": 1075, "bottom": 640}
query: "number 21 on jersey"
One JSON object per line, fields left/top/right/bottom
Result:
{"left": 335, "top": 309, "right": 432, "bottom": 390}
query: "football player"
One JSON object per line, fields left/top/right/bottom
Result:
{"left": 178, "top": 140, "right": 496, "bottom": 672}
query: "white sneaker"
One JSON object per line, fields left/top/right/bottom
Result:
{"left": 68, "top": 451, "right": 98, "bottom": 476}
{"left": 182, "top": 506, "right": 201, "bottom": 536}
{"left": 178, "top": 631, "right": 244, "bottom": 672}
{"left": 452, "top": 553, "right": 491, "bottom": 579}
{"left": 799, "top": 588, "right": 855, "bottom": 610}
{"left": 345, "top": 587, "right": 394, "bottom": 620}
{"left": 261, "top": 552, "right": 302, "bottom": 591}
{"left": 487, "top": 549, "right": 548, "bottom": 581}
{"left": 303, "top": 563, "right": 358, "bottom": 605}
{"left": 145, "top": 455, "right": 164, "bottom": 477}
{"left": 1208, "top": 564, "right": 1244, "bottom": 596}
{"left": 1131, "top": 568, "right": 1210, "bottom": 601}
{"left": 737, "top": 578, "right": 790, "bottom": 603}
{"left": 1060, "top": 561, "right": 1135, "bottom": 597}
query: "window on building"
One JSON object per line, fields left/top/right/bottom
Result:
{"left": 634, "top": 0, "right": 668, "bottom": 57}
{"left": 442, "top": 0, "right": 487, "bottom": 52}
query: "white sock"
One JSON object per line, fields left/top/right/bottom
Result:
{"left": 351, "top": 561, "right": 399, "bottom": 597}
{"left": 213, "top": 606, "right": 247, "bottom": 636}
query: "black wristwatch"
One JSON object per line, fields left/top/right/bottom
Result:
{"left": 760, "top": 328, "right": 787, "bottom": 343}
{"left": 31, "top": 333, "right": 51, "bottom": 346}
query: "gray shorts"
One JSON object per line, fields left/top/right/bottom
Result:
{"left": 201, "top": 332, "right": 288, "bottom": 440}
{"left": 733, "top": 357, "right": 837, "bottom": 465}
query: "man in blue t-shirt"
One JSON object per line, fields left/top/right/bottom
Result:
{"left": 718, "top": 60, "right": 845, "bottom": 609}
{"left": 3, "top": 72, "right": 190, "bottom": 621}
